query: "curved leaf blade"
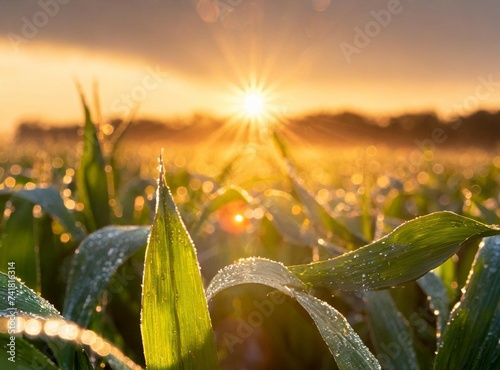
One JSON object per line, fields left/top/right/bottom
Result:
{"left": 285, "top": 160, "right": 367, "bottom": 249}
{"left": 272, "top": 130, "right": 366, "bottom": 249}
{"left": 0, "top": 272, "right": 60, "bottom": 319}
{"left": 365, "top": 291, "right": 419, "bottom": 370}
{"left": 261, "top": 190, "right": 343, "bottom": 255}
{"left": 76, "top": 98, "right": 110, "bottom": 232}
{"left": 290, "top": 212, "right": 500, "bottom": 291}
{"left": 13, "top": 187, "right": 86, "bottom": 241}
{"left": 192, "top": 185, "right": 252, "bottom": 234}
{"left": 63, "top": 226, "right": 149, "bottom": 327}
{"left": 207, "top": 258, "right": 381, "bottom": 370}
{"left": 416, "top": 272, "right": 449, "bottom": 342}
{"left": 141, "top": 157, "right": 219, "bottom": 370}
{"left": 0, "top": 272, "right": 73, "bottom": 369}
{"left": 0, "top": 273, "right": 137, "bottom": 370}
{"left": 434, "top": 236, "right": 500, "bottom": 369}
{"left": 0, "top": 334, "right": 59, "bottom": 370}
{"left": 0, "top": 199, "right": 39, "bottom": 291}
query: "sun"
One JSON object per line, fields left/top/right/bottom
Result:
{"left": 243, "top": 93, "right": 265, "bottom": 117}
{"left": 220, "top": 79, "right": 283, "bottom": 143}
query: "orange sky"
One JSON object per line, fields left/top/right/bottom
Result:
{"left": 1, "top": 0, "right": 500, "bottom": 136}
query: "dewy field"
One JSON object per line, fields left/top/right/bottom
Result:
{"left": 2, "top": 1, "right": 500, "bottom": 369}
{"left": 0, "top": 96, "right": 499, "bottom": 370}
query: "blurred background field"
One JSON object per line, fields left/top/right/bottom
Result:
{"left": 1, "top": 108, "right": 499, "bottom": 368}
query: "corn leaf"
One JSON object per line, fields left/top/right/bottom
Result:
{"left": 192, "top": 185, "right": 252, "bottom": 234}
{"left": 434, "top": 236, "right": 500, "bottom": 369}
{"left": 74, "top": 349, "right": 94, "bottom": 370}
{"left": 272, "top": 130, "right": 366, "bottom": 249}
{"left": 416, "top": 272, "right": 449, "bottom": 343}
{"left": 289, "top": 212, "right": 500, "bottom": 291}
{"left": 207, "top": 257, "right": 381, "bottom": 370}
{"left": 286, "top": 160, "right": 367, "bottom": 248}
{"left": 0, "top": 187, "right": 86, "bottom": 242}
{"left": 141, "top": 157, "right": 219, "bottom": 370}
{"left": 365, "top": 290, "right": 419, "bottom": 370}
{"left": 76, "top": 98, "right": 110, "bottom": 232}
{"left": 0, "top": 198, "right": 38, "bottom": 291}
{"left": 15, "top": 187, "right": 86, "bottom": 241}
{"left": 63, "top": 226, "right": 150, "bottom": 327}
{"left": 261, "top": 190, "right": 343, "bottom": 255}
{"left": 0, "top": 272, "right": 72, "bottom": 369}
{"left": 0, "top": 272, "right": 138, "bottom": 370}
{"left": 0, "top": 334, "right": 59, "bottom": 370}
{"left": 0, "top": 272, "right": 60, "bottom": 318}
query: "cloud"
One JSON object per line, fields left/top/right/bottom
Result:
{"left": 2, "top": 0, "right": 499, "bottom": 82}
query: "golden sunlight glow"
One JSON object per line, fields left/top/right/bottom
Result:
{"left": 0, "top": 316, "right": 142, "bottom": 370}
{"left": 234, "top": 214, "right": 245, "bottom": 223}
{"left": 243, "top": 93, "right": 264, "bottom": 117}
{"left": 206, "top": 78, "right": 281, "bottom": 145}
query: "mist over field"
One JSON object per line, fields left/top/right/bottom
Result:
{"left": 13, "top": 109, "right": 500, "bottom": 150}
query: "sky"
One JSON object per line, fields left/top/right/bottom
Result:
{"left": 1, "top": 0, "right": 500, "bottom": 135}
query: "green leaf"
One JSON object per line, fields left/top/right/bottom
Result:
{"left": 63, "top": 226, "right": 149, "bottom": 327}
{"left": 416, "top": 272, "right": 449, "bottom": 342}
{"left": 0, "top": 199, "right": 39, "bottom": 291}
{"left": 0, "top": 272, "right": 60, "bottom": 318}
{"left": 109, "top": 116, "right": 137, "bottom": 156}
{"left": 119, "top": 178, "right": 156, "bottom": 225}
{"left": 0, "top": 272, "right": 73, "bottom": 369}
{"left": 261, "top": 190, "right": 343, "bottom": 255}
{"left": 272, "top": 130, "right": 366, "bottom": 249}
{"left": 215, "top": 151, "right": 241, "bottom": 185}
{"left": 0, "top": 334, "right": 59, "bottom": 370}
{"left": 76, "top": 97, "right": 110, "bottom": 232}
{"left": 286, "top": 160, "right": 367, "bottom": 248}
{"left": 15, "top": 187, "right": 86, "bottom": 241}
{"left": 74, "top": 349, "right": 94, "bottom": 370}
{"left": 1, "top": 186, "right": 86, "bottom": 241}
{"left": 207, "top": 258, "right": 381, "bottom": 370}
{"left": 0, "top": 273, "right": 137, "bottom": 370}
{"left": 289, "top": 212, "right": 500, "bottom": 291}
{"left": 365, "top": 291, "right": 419, "bottom": 370}
{"left": 192, "top": 185, "right": 252, "bottom": 234}
{"left": 472, "top": 199, "right": 499, "bottom": 224}
{"left": 434, "top": 236, "right": 500, "bottom": 369}
{"left": 0, "top": 187, "right": 85, "bottom": 294}
{"left": 141, "top": 157, "right": 219, "bottom": 370}
{"left": 0, "top": 192, "right": 10, "bottom": 225}
{"left": 432, "top": 257, "right": 457, "bottom": 302}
